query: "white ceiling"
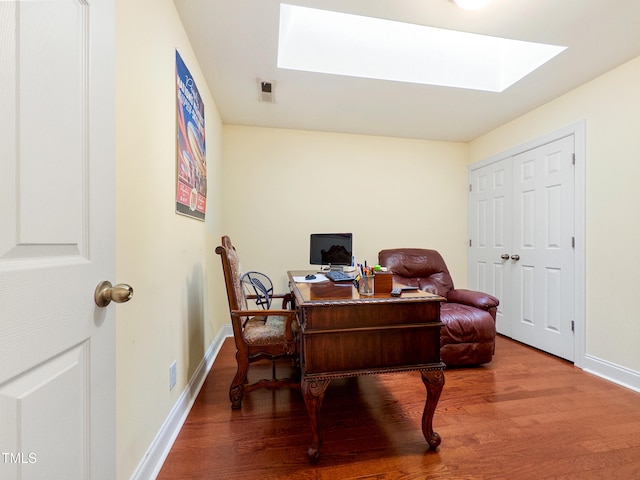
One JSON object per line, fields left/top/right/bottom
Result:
{"left": 173, "top": 0, "right": 640, "bottom": 142}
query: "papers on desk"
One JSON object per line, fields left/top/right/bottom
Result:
{"left": 293, "top": 274, "right": 329, "bottom": 283}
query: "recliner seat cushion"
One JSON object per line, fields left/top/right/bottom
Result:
{"left": 440, "top": 303, "right": 495, "bottom": 344}
{"left": 440, "top": 303, "right": 496, "bottom": 366}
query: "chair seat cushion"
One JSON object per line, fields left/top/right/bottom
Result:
{"left": 243, "top": 316, "right": 289, "bottom": 346}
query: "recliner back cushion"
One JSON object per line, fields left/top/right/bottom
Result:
{"left": 378, "top": 248, "right": 454, "bottom": 297}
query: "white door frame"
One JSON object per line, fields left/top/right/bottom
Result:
{"left": 468, "top": 120, "right": 586, "bottom": 368}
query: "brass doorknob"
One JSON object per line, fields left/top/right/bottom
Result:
{"left": 95, "top": 281, "right": 134, "bottom": 307}
{"left": 511, "top": 254, "right": 520, "bottom": 261}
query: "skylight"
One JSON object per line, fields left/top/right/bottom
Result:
{"left": 277, "top": 4, "right": 566, "bottom": 93}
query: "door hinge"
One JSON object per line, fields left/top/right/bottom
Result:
{"left": 469, "top": 183, "right": 472, "bottom": 192}
{"left": 469, "top": 239, "right": 472, "bottom": 247}
{"left": 571, "top": 236, "right": 575, "bottom": 248}
{"left": 572, "top": 153, "right": 576, "bottom": 165}
{"left": 571, "top": 320, "right": 575, "bottom": 332}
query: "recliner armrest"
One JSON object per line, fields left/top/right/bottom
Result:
{"left": 447, "top": 289, "right": 499, "bottom": 310}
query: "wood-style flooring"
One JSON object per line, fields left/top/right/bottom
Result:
{"left": 157, "top": 335, "right": 640, "bottom": 479}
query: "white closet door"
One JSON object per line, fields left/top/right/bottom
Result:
{"left": 511, "top": 135, "right": 575, "bottom": 360}
{"left": 468, "top": 158, "right": 513, "bottom": 336}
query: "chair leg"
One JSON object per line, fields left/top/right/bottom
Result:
{"left": 230, "top": 353, "right": 249, "bottom": 409}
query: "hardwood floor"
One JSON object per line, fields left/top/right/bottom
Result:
{"left": 157, "top": 335, "right": 640, "bottom": 479}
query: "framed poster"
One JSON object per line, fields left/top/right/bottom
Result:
{"left": 175, "top": 50, "right": 206, "bottom": 220}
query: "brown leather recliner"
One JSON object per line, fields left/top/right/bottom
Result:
{"left": 378, "top": 248, "right": 499, "bottom": 366}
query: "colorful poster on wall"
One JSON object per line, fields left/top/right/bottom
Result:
{"left": 175, "top": 50, "right": 206, "bottom": 220}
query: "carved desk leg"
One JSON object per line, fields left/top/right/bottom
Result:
{"left": 302, "top": 377, "right": 331, "bottom": 463}
{"left": 420, "top": 368, "right": 445, "bottom": 449}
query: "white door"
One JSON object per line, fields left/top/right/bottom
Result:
{"left": 468, "top": 135, "right": 575, "bottom": 361}
{"left": 511, "top": 136, "right": 575, "bottom": 360}
{"left": 0, "top": 1, "right": 118, "bottom": 479}
{"left": 468, "top": 157, "right": 512, "bottom": 336}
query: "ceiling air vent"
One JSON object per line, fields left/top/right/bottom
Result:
{"left": 258, "top": 80, "right": 275, "bottom": 103}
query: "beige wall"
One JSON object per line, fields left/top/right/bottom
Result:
{"left": 469, "top": 56, "right": 640, "bottom": 373}
{"left": 115, "top": 0, "right": 226, "bottom": 478}
{"left": 222, "top": 126, "right": 469, "bottom": 291}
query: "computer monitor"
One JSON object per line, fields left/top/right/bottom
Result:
{"left": 309, "top": 233, "right": 353, "bottom": 269}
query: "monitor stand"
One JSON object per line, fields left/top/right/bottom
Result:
{"left": 320, "top": 264, "right": 343, "bottom": 272}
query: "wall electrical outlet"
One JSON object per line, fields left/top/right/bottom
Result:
{"left": 169, "top": 361, "right": 177, "bottom": 391}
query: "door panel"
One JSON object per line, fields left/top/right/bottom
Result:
{"left": 0, "top": 344, "right": 88, "bottom": 479}
{"left": 468, "top": 158, "right": 512, "bottom": 336}
{"left": 511, "top": 135, "right": 575, "bottom": 360}
{"left": 0, "top": 1, "right": 115, "bottom": 478}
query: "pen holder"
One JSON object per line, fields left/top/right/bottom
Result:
{"left": 359, "top": 275, "right": 374, "bottom": 296}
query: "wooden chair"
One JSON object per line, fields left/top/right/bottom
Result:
{"left": 215, "top": 235, "right": 300, "bottom": 409}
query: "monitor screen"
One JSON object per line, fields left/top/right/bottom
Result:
{"left": 309, "top": 233, "right": 353, "bottom": 267}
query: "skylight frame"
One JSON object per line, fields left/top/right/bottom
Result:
{"left": 277, "top": 4, "right": 567, "bottom": 93}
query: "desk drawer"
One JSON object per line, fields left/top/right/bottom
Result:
{"left": 301, "top": 323, "right": 441, "bottom": 374}
{"left": 299, "top": 301, "right": 440, "bottom": 330}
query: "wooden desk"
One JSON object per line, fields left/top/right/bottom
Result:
{"left": 288, "top": 271, "right": 446, "bottom": 462}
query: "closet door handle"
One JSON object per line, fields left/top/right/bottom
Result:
{"left": 500, "top": 254, "right": 510, "bottom": 260}
{"left": 511, "top": 254, "right": 520, "bottom": 261}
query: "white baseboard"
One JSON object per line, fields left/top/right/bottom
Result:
{"left": 583, "top": 354, "right": 640, "bottom": 394}
{"left": 130, "top": 324, "right": 233, "bottom": 480}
